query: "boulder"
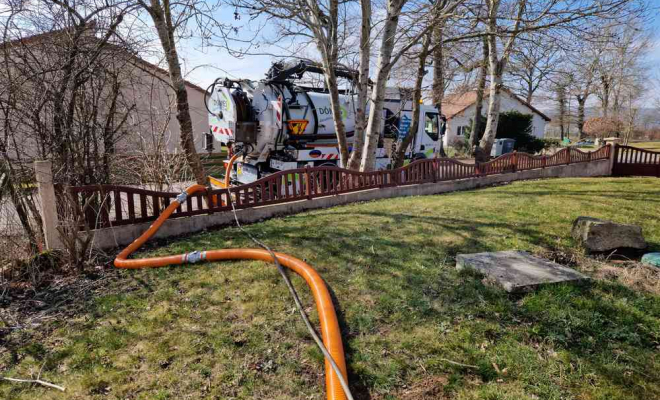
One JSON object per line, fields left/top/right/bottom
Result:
{"left": 571, "top": 216, "right": 647, "bottom": 253}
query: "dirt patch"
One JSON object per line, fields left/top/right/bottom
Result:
{"left": 536, "top": 248, "right": 660, "bottom": 295}
{"left": 0, "top": 265, "right": 135, "bottom": 364}
{"left": 382, "top": 375, "right": 449, "bottom": 400}
{"left": 590, "top": 263, "right": 660, "bottom": 295}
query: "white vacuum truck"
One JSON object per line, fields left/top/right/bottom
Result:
{"left": 205, "top": 60, "right": 443, "bottom": 184}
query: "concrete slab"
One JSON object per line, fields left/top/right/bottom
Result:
{"left": 456, "top": 250, "right": 589, "bottom": 293}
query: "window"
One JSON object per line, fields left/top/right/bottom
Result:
{"left": 456, "top": 125, "right": 471, "bottom": 136}
{"left": 424, "top": 113, "right": 440, "bottom": 141}
{"left": 383, "top": 108, "right": 400, "bottom": 139}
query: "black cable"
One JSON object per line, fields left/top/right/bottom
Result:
{"left": 225, "top": 162, "right": 354, "bottom": 400}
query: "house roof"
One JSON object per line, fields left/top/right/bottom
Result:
{"left": 442, "top": 88, "right": 551, "bottom": 122}
{"left": 2, "top": 24, "right": 206, "bottom": 95}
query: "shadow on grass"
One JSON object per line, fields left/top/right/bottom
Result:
{"left": 246, "top": 208, "right": 659, "bottom": 398}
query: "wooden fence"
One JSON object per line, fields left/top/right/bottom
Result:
{"left": 613, "top": 145, "right": 660, "bottom": 177}
{"left": 65, "top": 146, "right": 611, "bottom": 231}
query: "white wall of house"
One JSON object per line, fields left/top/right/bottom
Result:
{"left": 444, "top": 92, "right": 548, "bottom": 148}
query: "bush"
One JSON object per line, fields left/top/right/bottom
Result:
{"left": 463, "top": 115, "right": 486, "bottom": 144}
{"left": 496, "top": 111, "right": 545, "bottom": 154}
{"left": 448, "top": 137, "right": 471, "bottom": 157}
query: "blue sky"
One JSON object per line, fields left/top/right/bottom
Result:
{"left": 179, "top": 6, "right": 660, "bottom": 105}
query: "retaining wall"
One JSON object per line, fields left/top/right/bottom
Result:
{"left": 89, "top": 159, "right": 611, "bottom": 250}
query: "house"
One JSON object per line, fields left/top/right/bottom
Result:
{"left": 441, "top": 89, "right": 551, "bottom": 147}
{"left": 114, "top": 51, "right": 210, "bottom": 154}
{"left": 0, "top": 25, "right": 210, "bottom": 162}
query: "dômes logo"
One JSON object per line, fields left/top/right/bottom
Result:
{"left": 317, "top": 106, "right": 348, "bottom": 120}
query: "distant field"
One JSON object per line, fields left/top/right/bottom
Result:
{"left": 570, "top": 141, "right": 660, "bottom": 152}
{"left": 630, "top": 141, "right": 660, "bottom": 151}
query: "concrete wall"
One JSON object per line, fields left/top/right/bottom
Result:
{"left": 88, "top": 159, "right": 611, "bottom": 250}
{"left": 445, "top": 93, "right": 548, "bottom": 147}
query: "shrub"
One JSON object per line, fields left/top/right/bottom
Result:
{"left": 449, "top": 137, "right": 471, "bottom": 157}
{"left": 496, "top": 111, "right": 545, "bottom": 154}
{"left": 463, "top": 115, "right": 487, "bottom": 144}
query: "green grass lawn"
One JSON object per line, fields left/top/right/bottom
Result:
{"left": 2, "top": 177, "right": 659, "bottom": 400}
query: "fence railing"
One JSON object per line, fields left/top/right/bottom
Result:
{"left": 65, "top": 146, "right": 611, "bottom": 230}
{"left": 613, "top": 145, "right": 660, "bottom": 177}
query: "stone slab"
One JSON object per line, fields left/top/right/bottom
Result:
{"left": 456, "top": 250, "right": 589, "bottom": 293}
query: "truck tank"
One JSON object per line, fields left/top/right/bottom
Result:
{"left": 205, "top": 60, "right": 441, "bottom": 184}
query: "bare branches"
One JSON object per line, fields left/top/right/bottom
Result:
{"left": 1, "top": 376, "right": 66, "bottom": 392}
{"left": 2, "top": 360, "right": 65, "bottom": 392}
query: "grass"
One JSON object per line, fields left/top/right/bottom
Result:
{"left": 630, "top": 141, "right": 660, "bottom": 151}
{"left": 2, "top": 177, "right": 660, "bottom": 400}
{"left": 572, "top": 141, "right": 660, "bottom": 152}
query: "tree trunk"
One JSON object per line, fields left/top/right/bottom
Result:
{"left": 149, "top": 0, "right": 206, "bottom": 185}
{"left": 323, "top": 69, "right": 349, "bottom": 165}
{"left": 310, "top": 0, "right": 349, "bottom": 167}
{"left": 346, "top": 0, "right": 371, "bottom": 170}
{"left": 476, "top": 62, "right": 504, "bottom": 162}
{"left": 359, "top": 8, "right": 401, "bottom": 171}
{"left": 392, "top": 34, "right": 431, "bottom": 169}
{"left": 600, "top": 75, "right": 610, "bottom": 117}
{"left": 432, "top": 21, "right": 446, "bottom": 157}
{"left": 577, "top": 94, "right": 587, "bottom": 139}
{"left": 525, "top": 72, "right": 534, "bottom": 104}
{"left": 474, "top": 0, "right": 522, "bottom": 162}
{"left": 558, "top": 85, "right": 566, "bottom": 140}
{"left": 1, "top": 162, "right": 40, "bottom": 252}
{"left": 468, "top": 36, "right": 488, "bottom": 153}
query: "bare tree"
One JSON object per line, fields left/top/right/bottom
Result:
{"left": 391, "top": 33, "right": 432, "bottom": 168}
{"left": 593, "top": 19, "right": 650, "bottom": 118}
{"left": 0, "top": 0, "right": 138, "bottom": 259}
{"left": 507, "top": 33, "right": 559, "bottom": 104}
{"left": 133, "top": 0, "right": 218, "bottom": 185}
{"left": 360, "top": 0, "right": 466, "bottom": 170}
{"left": 554, "top": 75, "right": 569, "bottom": 140}
{"left": 468, "top": 36, "right": 489, "bottom": 152}
{"left": 569, "top": 52, "right": 598, "bottom": 139}
{"left": 346, "top": 0, "right": 372, "bottom": 170}
{"left": 474, "top": 0, "right": 525, "bottom": 162}
{"left": 473, "top": 0, "right": 648, "bottom": 161}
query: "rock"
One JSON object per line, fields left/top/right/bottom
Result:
{"left": 641, "top": 253, "right": 660, "bottom": 268}
{"left": 571, "top": 216, "right": 647, "bottom": 253}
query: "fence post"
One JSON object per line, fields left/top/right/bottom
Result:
{"left": 305, "top": 166, "right": 313, "bottom": 199}
{"left": 512, "top": 151, "right": 518, "bottom": 172}
{"left": 566, "top": 148, "right": 571, "bottom": 165}
{"left": 609, "top": 143, "right": 617, "bottom": 176}
{"left": 34, "top": 160, "right": 63, "bottom": 250}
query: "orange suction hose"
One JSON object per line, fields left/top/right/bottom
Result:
{"left": 208, "top": 152, "right": 240, "bottom": 189}
{"left": 114, "top": 184, "right": 348, "bottom": 400}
